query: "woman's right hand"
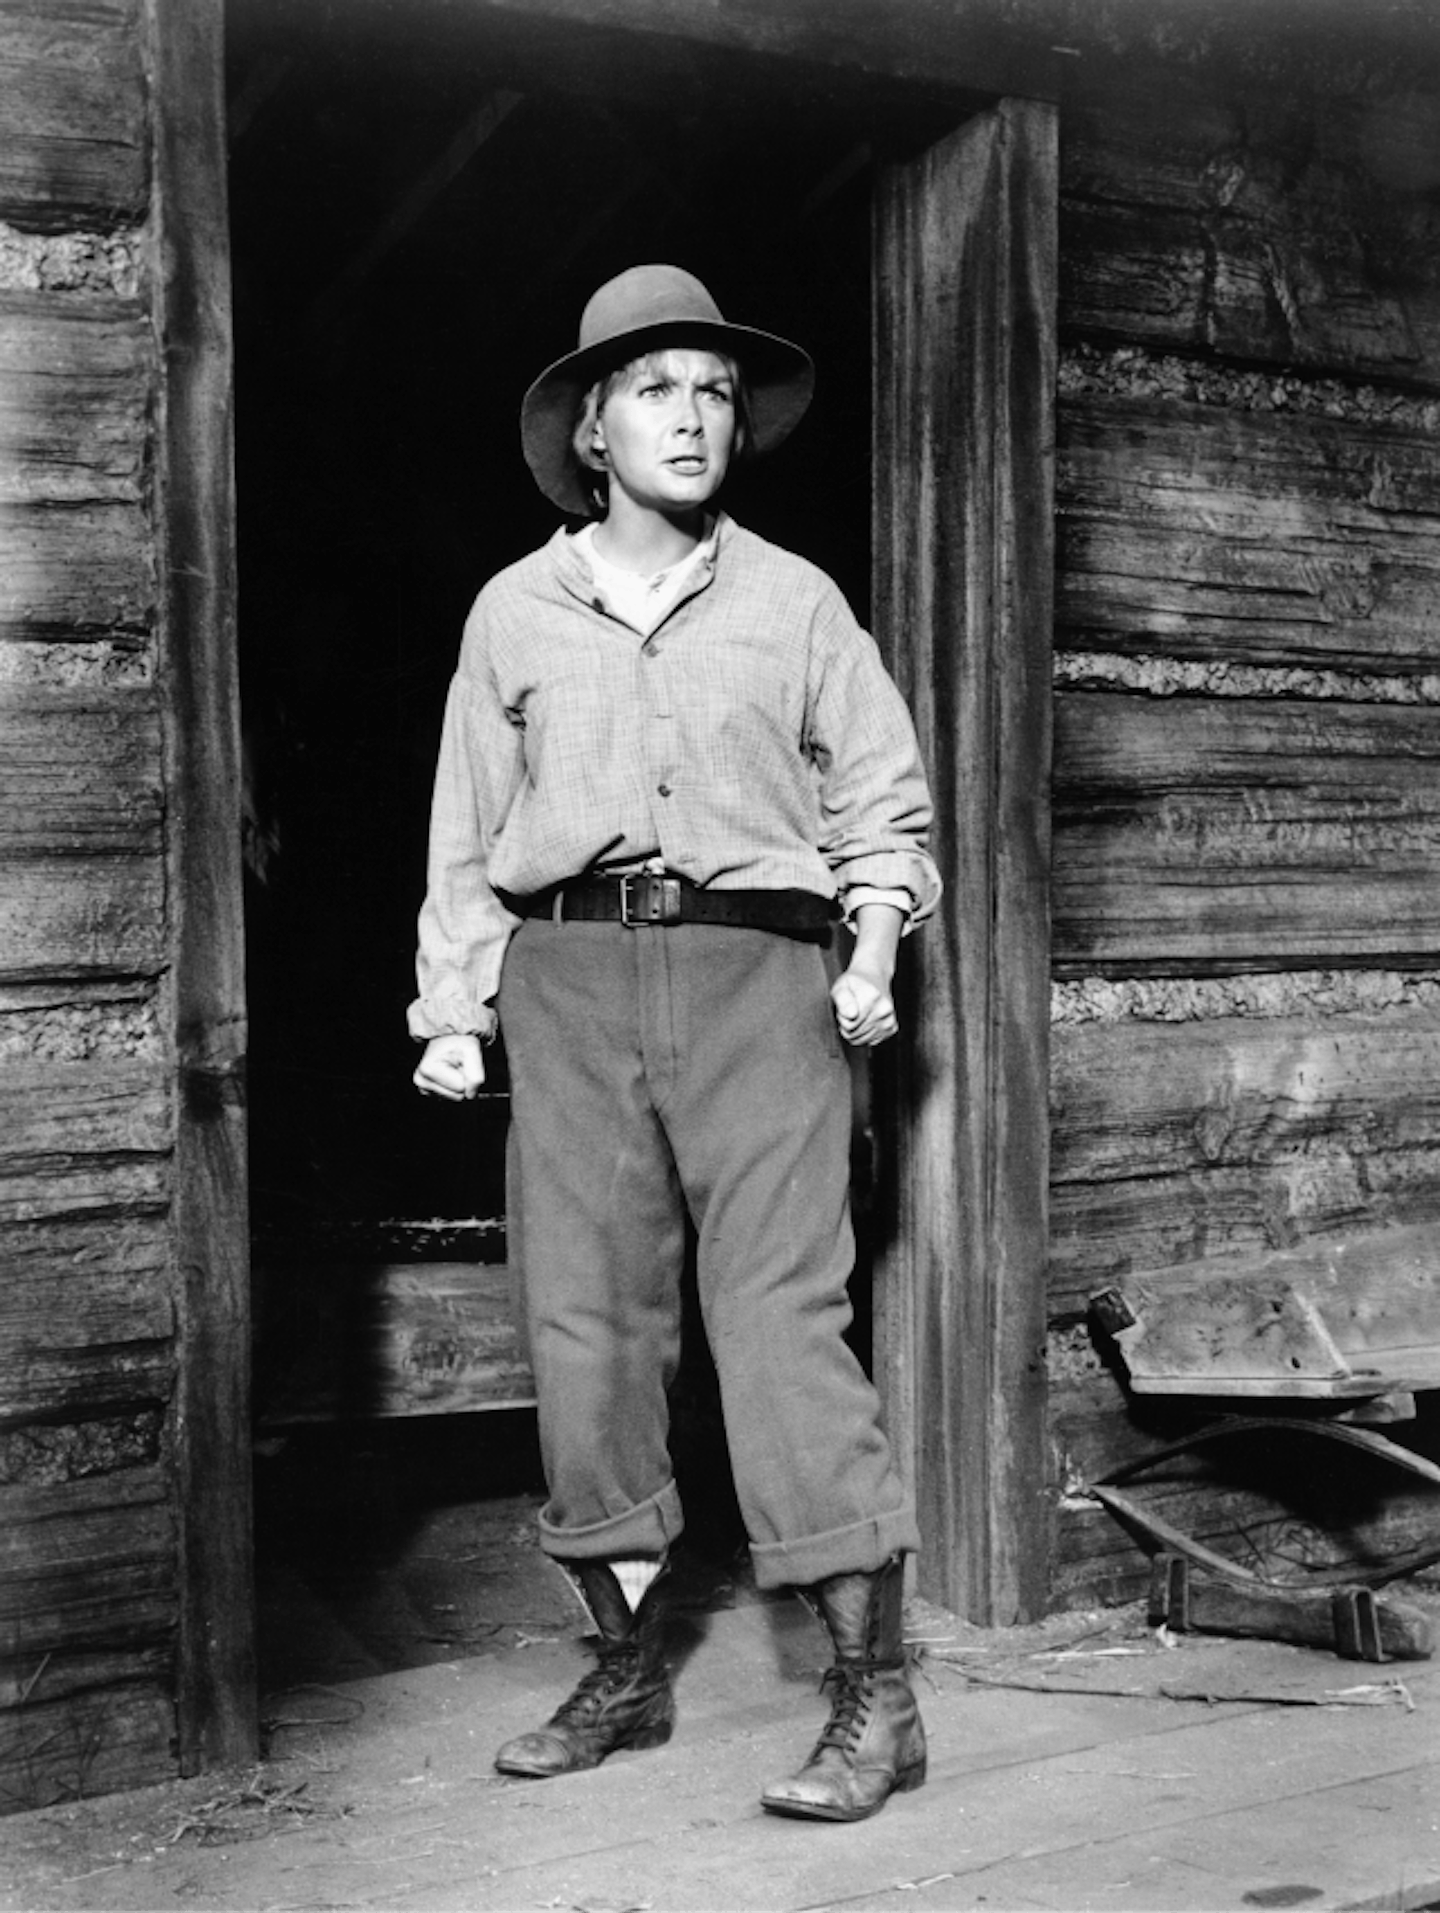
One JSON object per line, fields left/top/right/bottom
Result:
{"left": 413, "top": 1032, "right": 487, "bottom": 1101}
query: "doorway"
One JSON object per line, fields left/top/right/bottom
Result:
{"left": 225, "top": 0, "right": 965, "bottom": 1677}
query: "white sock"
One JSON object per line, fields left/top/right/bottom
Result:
{"left": 610, "top": 1556, "right": 664, "bottom": 1613}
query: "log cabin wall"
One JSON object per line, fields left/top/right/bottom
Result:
{"left": 0, "top": 0, "right": 250, "bottom": 1810}
{"left": 1044, "top": 10, "right": 1440, "bottom": 1604}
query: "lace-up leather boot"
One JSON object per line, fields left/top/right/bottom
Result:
{"left": 761, "top": 1553, "right": 926, "bottom": 1821}
{"left": 494, "top": 1559, "right": 674, "bottom": 1777}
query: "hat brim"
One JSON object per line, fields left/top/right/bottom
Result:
{"left": 520, "top": 317, "right": 815, "bottom": 517}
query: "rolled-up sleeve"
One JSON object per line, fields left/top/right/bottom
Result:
{"left": 408, "top": 623, "right": 526, "bottom": 1039}
{"left": 808, "top": 597, "right": 942, "bottom": 929}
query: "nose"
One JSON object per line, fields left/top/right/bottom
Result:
{"left": 673, "top": 386, "right": 704, "bottom": 437}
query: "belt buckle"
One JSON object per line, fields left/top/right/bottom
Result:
{"left": 619, "top": 874, "right": 682, "bottom": 926}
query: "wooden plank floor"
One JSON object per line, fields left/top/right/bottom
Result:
{"left": 5, "top": 1593, "right": 1439, "bottom": 1911}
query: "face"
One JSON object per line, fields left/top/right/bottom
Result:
{"left": 591, "top": 347, "right": 739, "bottom": 518}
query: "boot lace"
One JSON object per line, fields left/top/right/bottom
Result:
{"left": 552, "top": 1645, "right": 639, "bottom": 1727}
{"left": 813, "top": 1657, "right": 897, "bottom": 1754}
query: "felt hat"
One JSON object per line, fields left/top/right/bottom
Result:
{"left": 520, "top": 263, "right": 815, "bottom": 515}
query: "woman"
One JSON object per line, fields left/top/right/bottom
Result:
{"left": 411, "top": 264, "right": 940, "bottom": 1822}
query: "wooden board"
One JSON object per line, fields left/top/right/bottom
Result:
{"left": 1049, "top": 1010, "right": 1440, "bottom": 1313}
{"left": 0, "top": 0, "right": 147, "bottom": 226}
{"left": 1057, "top": 397, "right": 1440, "bottom": 671}
{"left": 1053, "top": 692, "right": 1440, "bottom": 969}
{"left": 150, "top": 0, "right": 256, "bottom": 1778}
{"left": 1092, "top": 1222, "right": 1440, "bottom": 1398}
{"left": 256, "top": 1262, "right": 534, "bottom": 1426}
{"left": 871, "top": 96, "right": 1056, "bottom": 1625}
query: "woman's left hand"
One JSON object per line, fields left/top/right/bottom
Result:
{"left": 831, "top": 965, "right": 899, "bottom": 1046}
{"left": 831, "top": 899, "right": 906, "bottom": 1047}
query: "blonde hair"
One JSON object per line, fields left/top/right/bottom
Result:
{"left": 570, "top": 346, "right": 753, "bottom": 519}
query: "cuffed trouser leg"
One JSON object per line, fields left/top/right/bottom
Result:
{"left": 499, "top": 919, "right": 686, "bottom": 1562}
{"left": 497, "top": 917, "right": 916, "bottom": 1583}
{"left": 658, "top": 928, "right": 918, "bottom": 1589}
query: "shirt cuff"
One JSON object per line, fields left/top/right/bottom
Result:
{"left": 407, "top": 997, "right": 498, "bottom": 1042}
{"left": 841, "top": 885, "right": 914, "bottom": 927}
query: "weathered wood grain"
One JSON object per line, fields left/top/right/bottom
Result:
{"left": 1057, "top": 397, "right": 1440, "bottom": 670}
{"left": 0, "top": 1060, "right": 170, "bottom": 1229}
{"left": 0, "top": 691, "right": 161, "bottom": 853}
{"left": 0, "top": 294, "right": 150, "bottom": 501}
{"left": 1061, "top": 58, "right": 1440, "bottom": 389}
{"left": 151, "top": 0, "right": 255, "bottom": 1775}
{"left": 0, "top": 502, "right": 153, "bottom": 636}
{"left": 1053, "top": 692, "right": 1440, "bottom": 970}
{"left": 872, "top": 96, "right": 1055, "bottom": 1625}
{"left": 1093, "top": 1223, "right": 1440, "bottom": 1399}
{"left": 0, "top": 1684, "right": 174, "bottom": 1811}
{"left": 0, "top": 0, "right": 146, "bottom": 227}
{"left": 0, "top": 858, "right": 165, "bottom": 984}
{"left": 256, "top": 1262, "right": 534, "bottom": 1425}
{"left": 1050, "top": 1011, "right": 1440, "bottom": 1311}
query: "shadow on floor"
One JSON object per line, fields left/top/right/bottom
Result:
{"left": 253, "top": 1404, "right": 759, "bottom": 1700}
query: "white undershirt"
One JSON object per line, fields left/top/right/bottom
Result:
{"left": 574, "top": 520, "right": 715, "bottom": 637}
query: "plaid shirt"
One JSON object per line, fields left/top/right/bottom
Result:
{"left": 409, "top": 513, "right": 940, "bottom": 1038}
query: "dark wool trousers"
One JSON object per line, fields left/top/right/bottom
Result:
{"left": 497, "top": 915, "right": 919, "bottom": 1590}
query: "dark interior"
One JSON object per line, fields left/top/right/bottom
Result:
{"left": 225, "top": 0, "right": 965, "bottom": 1259}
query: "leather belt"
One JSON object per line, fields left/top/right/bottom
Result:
{"left": 514, "top": 874, "right": 835, "bottom": 935}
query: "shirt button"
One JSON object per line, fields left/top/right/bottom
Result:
{"left": 643, "top": 639, "right": 660, "bottom": 657}
{"left": 657, "top": 783, "right": 672, "bottom": 798}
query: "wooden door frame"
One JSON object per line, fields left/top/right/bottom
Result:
{"left": 872, "top": 100, "right": 1057, "bottom": 1624}
{"left": 152, "top": 0, "right": 257, "bottom": 1768}
{"left": 165, "top": 0, "right": 1058, "bottom": 1762}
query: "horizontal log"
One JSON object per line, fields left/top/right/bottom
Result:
{"left": 0, "top": 857, "right": 166, "bottom": 983}
{"left": 257, "top": 1261, "right": 534, "bottom": 1424}
{"left": 0, "top": 1475, "right": 175, "bottom": 1691}
{"left": 1049, "top": 1165, "right": 1440, "bottom": 1318}
{"left": 1050, "top": 1010, "right": 1440, "bottom": 1308}
{"left": 0, "top": 1683, "right": 174, "bottom": 1813}
{"left": 1057, "top": 397, "right": 1440, "bottom": 670}
{"left": 0, "top": 1059, "right": 169, "bottom": 1171}
{"left": 0, "top": 0, "right": 146, "bottom": 227}
{"left": 0, "top": 1214, "right": 170, "bottom": 1344}
{"left": 1054, "top": 1009, "right": 1440, "bottom": 1186}
{"left": 0, "top": 294, "right": 150, "bottom": 503}
{"left": 0, "top": 1639, "right": 173, "bottom": 1712}
{"left": 1, "top": 1345, "right": 175, "bottom": 1428}
{"left": 0, "top": 1060, "right": 170, "bottom": 1227}
{"left": 0, "top": 690, "right": 162, "bottom": 854}
{"left": 1060, "top": 59, "right": 1440, "bottom": 389}
{"left": 1053, "top": 692, "right": 1440, "bottom": 967}
{"left": 0, "top": 500, "right": 153, "bottom": 637}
